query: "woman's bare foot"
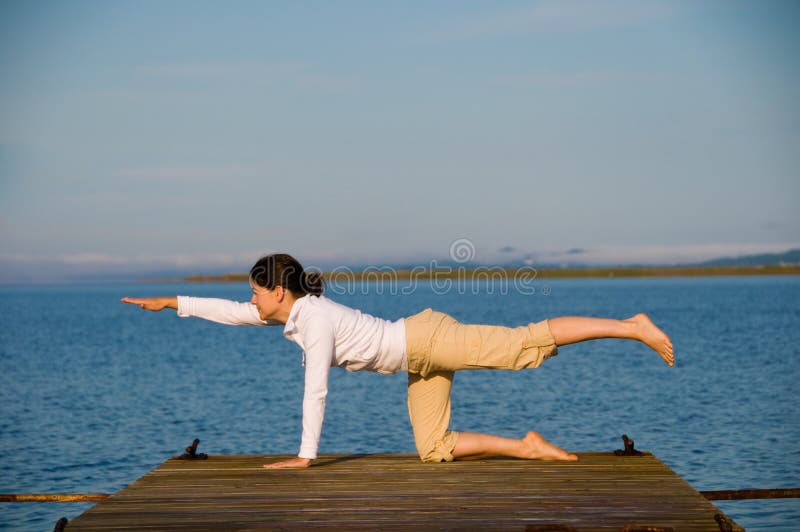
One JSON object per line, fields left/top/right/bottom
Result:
{"left": 627, "top": 313, "right": 674, "bottom": 366}
{"left": 520, "top": 431, "right": 578, "bottom": 461}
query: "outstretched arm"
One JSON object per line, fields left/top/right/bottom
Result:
{"left": 122, "top": 296, "right": 279, "bottom": 326}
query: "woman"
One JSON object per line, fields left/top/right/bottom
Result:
{"left": 122, "top": 253, "right": 673, "bottom": 469}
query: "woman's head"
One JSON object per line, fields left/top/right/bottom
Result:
{"left": 249, "top": 253, "right": 324, "bottom": 298}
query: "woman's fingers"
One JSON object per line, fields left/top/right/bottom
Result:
{"left": 121, "top": 297, "right": 147, "bottom": 308}
{"left": 120, "top": 297, "right": 162, "bottom": 311}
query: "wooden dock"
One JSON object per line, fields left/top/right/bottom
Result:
{"left": 65, "top": 452, "right": 742, "bottom": 531}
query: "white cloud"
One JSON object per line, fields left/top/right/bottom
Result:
{"left": 491, "top": 69, "right": 670, "bottom": 89}
{"left": 115, "top": 164, "right": 267, "bottom": 183}
{"left": 0, "top": 250, "right": 264, "bottom": 271}
{"left": 58, "top": 252, "right": 129, "bottom": 265}
{"left": 2, "top": 242, "right": 798, "bottom": 283}
{"left": 135, "top": 62, "right": 307, "bottom": 79}
{"left": 133, "top": 62, "right": 360, "bottom": 92}
{"left": 425, "top": 0, "right": 675, "bottom": 42}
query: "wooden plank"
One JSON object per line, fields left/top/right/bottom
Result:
{"left": 66, "top": 453, "right": 743, "bottom": 531}
{"left": 0, "top": 494, "right": 109, "bottom": 502}
{"left": 701, "top": 488, "right": 800, "bottom": 500}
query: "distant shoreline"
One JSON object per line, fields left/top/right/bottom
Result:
{"left": 167, "top": 264, "right": 800, "bottom": 283}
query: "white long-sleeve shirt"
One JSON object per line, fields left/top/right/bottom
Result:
{"left": 176, "top": 294, "right": 407, "bottom": 459}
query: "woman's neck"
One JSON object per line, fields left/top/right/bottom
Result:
{"left": 271, "top": 293, "right": 301, "bottom": 324}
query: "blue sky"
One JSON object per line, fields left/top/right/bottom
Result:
{"left": 1, "top": 1, "right": 798, "bottom": 280}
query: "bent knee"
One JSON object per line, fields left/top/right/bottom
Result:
{"left": 418, "top": 430, "right": 459, "bottom": 463}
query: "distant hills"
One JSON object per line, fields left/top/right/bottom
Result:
{"left": 382, "top": 249, "right": 800, "bottom": 270}
{"left": 691, "top": 248, "right": 800, "bottom": 267}
{"left": 165, "top": 247, "right": 800, "bottom": 283}
{"left": 487, "top": 248, "right": 800, "bottom": 270}
{"left": 180, "top": 248, "right": 800, "bottom": 282}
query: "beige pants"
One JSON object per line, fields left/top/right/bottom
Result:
{"left": 404, "top": 308, "right": 559, "bottom": 462}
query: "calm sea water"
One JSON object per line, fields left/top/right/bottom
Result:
{"left": 1, "top": 276, "right": 799, "bottom": 530}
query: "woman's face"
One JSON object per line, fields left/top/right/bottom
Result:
{"left": 250, "top": 282, "right": 282, "bottom": 320}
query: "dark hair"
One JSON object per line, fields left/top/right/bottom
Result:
{"left": 249, "top": 253, "right": 324, "bottom": 297}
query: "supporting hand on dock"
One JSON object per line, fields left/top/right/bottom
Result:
{"left": 262, "top": 457, "right": 312, "bottom": 469}
{"left": 121, "top": 297, "right": 178, "bottom": 312}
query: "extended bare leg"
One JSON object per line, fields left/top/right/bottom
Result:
{"left": 548, "top": 313, "right": 674, "bottom": 366}
{"left": 453, "top": 431, "right": 578, "bottom": 461}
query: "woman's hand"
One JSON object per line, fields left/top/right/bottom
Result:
{"left": 262, "top": 457, "right": 312, "bottom": 469}
{"left": 121, "top": 297, "right": 178, "bottom": 312}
